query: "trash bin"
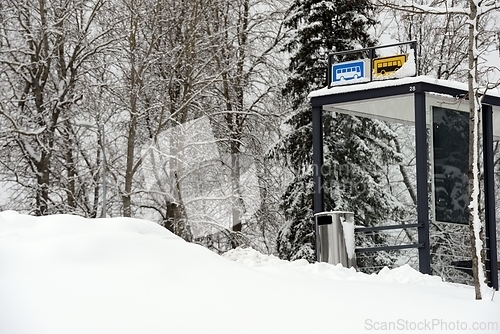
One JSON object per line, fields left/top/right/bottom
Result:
{"left": 315, "top": 211, "right": 356, "bottom": 268}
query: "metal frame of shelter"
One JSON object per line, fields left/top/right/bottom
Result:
{"left": 311, "top": 44, "right": 499, "bottom": 290}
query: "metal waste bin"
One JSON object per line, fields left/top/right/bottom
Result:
{"left": 315, "top": 211, "right": 356, "bottom": 268}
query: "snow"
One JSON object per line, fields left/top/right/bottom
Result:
{"left": 339, "top": 213, "right": 355, "bottom": 262}
{"left": 74, "top": 120, "right": 98, "bottom": 129}
{"left": 0, "top": 211, "right": 498, "bottom": 334}
{"left": 399, "top": 3, "right": 468, "bottom": 15}
{"left": 371, "top": 49, "right": 416, "bottom": 81}
{"left": 395, "top": 49, "right": 417, "bottom": 78}
{"left": 309, "top": 75, "right": 500, "bottom": 99}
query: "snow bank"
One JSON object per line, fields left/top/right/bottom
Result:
{"left": 0, "top": 212, "right": 498, "bottom": 334}
{"left": 223, "top": 247, "right": 443, "bottom": 286}
{"left": 0, "top": 210, "right": 179, "bottom": 240}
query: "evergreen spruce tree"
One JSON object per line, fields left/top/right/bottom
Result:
{"left": 276, "top": 0, "right": 407, "bottom": 270}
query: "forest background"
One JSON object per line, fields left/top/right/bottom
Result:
{"left": 0, "top": 0, "right": 499, "bottom": 284}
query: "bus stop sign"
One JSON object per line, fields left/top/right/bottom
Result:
{"left": 372, "top": 54, "right": 407, "bottom": 77}
{"left": 331, "top": 60, "right": 367, "bottom": 84}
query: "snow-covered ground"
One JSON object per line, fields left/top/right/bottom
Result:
{"left": 0, "top": 211, "right": 498, "bottom": 334}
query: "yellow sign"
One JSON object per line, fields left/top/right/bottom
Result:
{"left": 373, "top": 54, "right": 407, "bottom": 76}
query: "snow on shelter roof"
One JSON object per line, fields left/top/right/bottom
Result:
{"left": 308, "top": 75, "right": 500, "bottom": 101}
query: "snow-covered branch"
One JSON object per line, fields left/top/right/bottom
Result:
{"left": 376, "top": 0, "right": 469, "bottom": 15}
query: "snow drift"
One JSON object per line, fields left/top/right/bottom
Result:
{"left": 0, "top": 211, "right": 498, "bottom": 334}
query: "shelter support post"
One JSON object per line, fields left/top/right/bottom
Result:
{"left": 312, "top": 105, "right": 324, "bottom": 214}
{"left": 415, "top": 92, "right": 431, "bottom": 274}
{"left": 482, "top": 104, "right": 498, "bottom": 290}
{"left": 312, "top": 105, "right": 324, "bottom": 263}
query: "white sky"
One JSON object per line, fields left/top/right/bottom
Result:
{"left": 0, "top": 212, "right": 498, "bottom": 334}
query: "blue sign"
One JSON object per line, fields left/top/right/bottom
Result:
{"left": 332, "top": 60, "right": 365, "bottom": 83}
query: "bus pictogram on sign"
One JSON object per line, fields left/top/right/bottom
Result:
{"left": 373, "top": 54, "right": 407, "bottom": 76}
{"left": 331, "top": 60, "right": 365, "bottom": 83}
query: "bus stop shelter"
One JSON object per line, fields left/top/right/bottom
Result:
{"left": 310, "top": 75, "right": 499, "bottom": 289}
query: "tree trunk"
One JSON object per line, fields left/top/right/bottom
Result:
{"left": 467, "top": 0, "right": 487, "bottom": 300}
{"left": 123, "top": 110, "right": 137, "bottom": 217}
{"left": 36, "top": 153, "right": 50, "bottom": 215}
{"left": 123, "top": 8, "right": 139, "bottom": 218}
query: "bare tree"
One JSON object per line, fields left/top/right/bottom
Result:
{"left": 0, "top": 0, "right": 112, "bottom": 216}
{"left": 0, "top": 0, "right": 290, "bottom": 254}
{"left": 205, "top": 0, "right": 288, "bottom": 240}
